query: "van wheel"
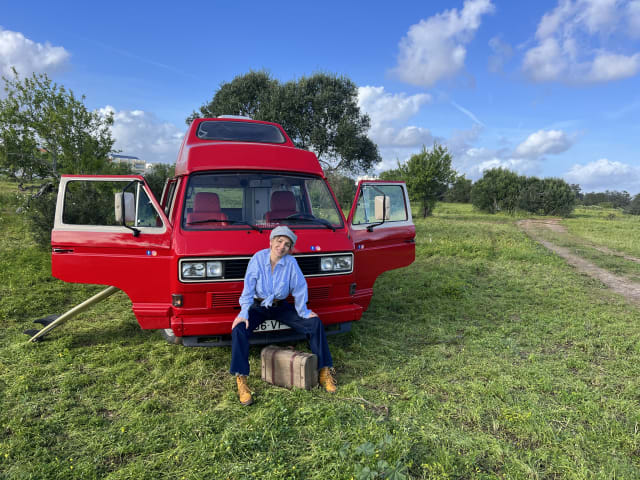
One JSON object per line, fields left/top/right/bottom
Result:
{"left": 161, "top": 328, "right": 183, "bottom": 345}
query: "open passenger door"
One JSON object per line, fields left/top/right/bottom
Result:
{"left": 51, "top": 175, "right": 173, "bottom": 329}
{"left": 346, "top": 180, "right": 415, "bottom": 310}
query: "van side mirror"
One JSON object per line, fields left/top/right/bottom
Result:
{"left": 374, "top": 195, "right": 390, "bottom": 220}
{"left": 115, "top": 192, "right": 135, "bottom": 223}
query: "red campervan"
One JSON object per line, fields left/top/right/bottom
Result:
{"left": 47, "top": 118, "right": 415, "bottom": 346}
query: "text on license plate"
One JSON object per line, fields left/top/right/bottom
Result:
{"left": 256, "top": 320, "right": 291, "bottom": 332}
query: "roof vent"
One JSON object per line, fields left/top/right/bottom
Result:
{"left": 217, "top": 115, "right": 253, "bottom": 120}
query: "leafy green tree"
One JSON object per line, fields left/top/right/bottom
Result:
{"left": 624, "top": 193, "right": 640, "bottom": 215}
{"left": 570, "top": 183, "right": 583, "bottom": 203}
{"left": 583, "top": 190, "right": 630, "bottom": 208}
{"left": 403, "top": 144, "right": 456, "bottom": 218}
{"left": 0, "top": 69, "right": 121, "bottom": 247}
{"left": 539, "top": 178, "right": 576, "bottom": 216}
{"left": 187, "top": 71, "right": 278, "bottom": 122}
{"left": 378, "top": 162, "right": 406, "bottom": 182}
{"left": 473, "top": 168, "right": 575, "bottom": 216}
{"left": 325, "top": 171, "right": 356, "bottom": 210}
{"left": 0, "top": 69, "right": 115, "bottom": 179}
{"left": 444, "top": 174, "right": 472, "bottom": 203}
{"left": 517, "top": 176, "right": 544, "bottom": 213}
{"left": 189, "top": 71, "right": 380, "bottom": 175}
{"left": 144, "top": 163, "right": 176, "bottom": 201}
{"left": 471, "top": 168, "right": 524, "bottom": 214}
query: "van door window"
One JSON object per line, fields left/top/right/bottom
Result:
{"left": 352, "top": 184, "right": 408, "bottom": 225}
{"left": 62, "top": 180, "right": 163, "bottom": 229}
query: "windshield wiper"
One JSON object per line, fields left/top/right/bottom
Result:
{"left": 187, "top": 218, "right": 263, "bottom": 232}
{"left": 273, "top": 214, "right": 336, "bottom": 231}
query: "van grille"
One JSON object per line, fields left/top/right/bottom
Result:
{"left": 210, "top": 286, "right": 331, "bottom": 309}
{"left": 221, "top": 255, "right": 321, "bottom": 279}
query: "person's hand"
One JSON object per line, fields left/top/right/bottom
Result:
{"left": 307, "top": 311, "right": 318, "bottom": 318}
{"left": 232, "top": 315, "right": 249, "bottom": 330}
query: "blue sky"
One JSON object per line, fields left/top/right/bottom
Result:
{"left": 2, "top": 0, "right": 640, "bottom": 193}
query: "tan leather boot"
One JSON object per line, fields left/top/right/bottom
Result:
{"left": 319, "top": 367, "right": 337, "bottom": 393}
{"left": 236, "top": 375, "right": 253, "bottom": 405}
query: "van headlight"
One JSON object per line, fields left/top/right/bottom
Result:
{"left": 320, "top": 255, "right": 352, "bottom": 272}
{"left": 182, "top": 261, "right": 205, "bottom": 279}
{"left": 206, "top": 261, "right": 222, "bottom": 277}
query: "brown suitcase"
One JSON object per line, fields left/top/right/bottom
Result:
{"left": 261, "top": 345, "right": 318, "bottom": 390}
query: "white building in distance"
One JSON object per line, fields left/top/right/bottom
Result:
{"left": 108, "top": 154, "right": 148, "bottom": 174}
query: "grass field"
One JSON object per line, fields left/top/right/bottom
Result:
{"left": 2, "top": 182, "right": 640, "bottom": 479}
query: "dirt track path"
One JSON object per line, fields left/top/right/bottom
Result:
{"left": 518, "top": 219, "right": 640, "bottom": 307}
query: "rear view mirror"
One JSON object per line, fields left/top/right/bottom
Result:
{"left": 115, "top": 192, "right": 135, "bottom": 223}
{"left": 374, "top": 195, "right": 390, "bottom": 220}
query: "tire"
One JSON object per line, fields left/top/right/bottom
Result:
{"left": 160, "top": 328, "right": 183, "bottom": 345}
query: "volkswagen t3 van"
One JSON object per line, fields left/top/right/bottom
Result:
{"left": 51, "top": 117, "right": 415, "bottom": 346}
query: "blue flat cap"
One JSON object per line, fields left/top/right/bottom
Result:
{"left": 270, "top": 226, "right": 297, "bottom": 246}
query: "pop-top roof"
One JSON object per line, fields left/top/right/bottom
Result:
{"left": 175, "top": 118, "right": 323, "bottom": 177}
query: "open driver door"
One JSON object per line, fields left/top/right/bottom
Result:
{"left": 346, "top": 180, "right": 415, "bottom": 311}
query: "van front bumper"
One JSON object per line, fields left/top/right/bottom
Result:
{"left": 169, "top": 302, "right": 362, "bottom": 337}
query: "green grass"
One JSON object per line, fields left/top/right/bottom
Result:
{"left": 2, "top": 195, "right": 640, "bottom": 479}
{"left": 524, "top": 224, "right": 640, "bottom": 282}
{"left": 565, "top": 206, "right": 640, "bottom": 258}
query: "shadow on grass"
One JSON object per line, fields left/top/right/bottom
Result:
{"left": 64, "top": 321, "right": 150, "bottom": 349}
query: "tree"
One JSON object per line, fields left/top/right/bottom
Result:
{"left": 189, "top": 71, "right": 380, "bottom": 176}
{"left": 570, "top": 183, "right": 583, "bottom": 202}
{"left": 624, "top": 193, "right": 640, "bottom": 215}
{"left": 0, "top": 69, "right": 121, "bottom": 247}
{"left": 144, "top": 163, "right": 176, "bottom": 201}
{"left": 472, "top": 168, "right": 575, "bottom": 216}
{"left": 539, "top": 178, "right": 576, "bottom": 216}
{"left": 325, "top": 171, "right": 356, "bottom": 210}
{"left": 187, "top": 71, "right": 278, "bottom": 123}
{"left": 583, "top": 190, "right": 631, "bottom": 208}
{"left": 403, "top": 144, "right": 456, "bottom": 218}
{"left": 378, "top": 162, "right": 406, "bottom": 182}
{"left": 444, "top": 174, "right": 472, "bottom": 203}
{"left": 471, "top": 168, "right": 524, "bottom": 213}
{"left": 0, "top": 69, "right": 115, "bottom": 179}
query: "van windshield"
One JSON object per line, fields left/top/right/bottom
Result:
{"left": 182, "top": 173, "right": 344, "bottom": 231}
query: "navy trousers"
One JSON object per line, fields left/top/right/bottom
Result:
{"left": 229, "top": 301, "right": 333, "bottom": 376}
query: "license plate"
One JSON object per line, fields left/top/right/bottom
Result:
{"left": 256, "top": 320, "right": 291, "bottom": 332}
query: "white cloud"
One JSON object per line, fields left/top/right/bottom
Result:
{"left": 564, "top": 158, "right": 640, "bottom": 192}
{"left": 588, "top": 52, "right": 640, "bottom": 82}
{"left": 357, "top": 86, "right": 431, "bottom": 124}
{"left": 523, "top": 0, "right": 640, "bottom": 84}
{"left": 357, "top": 86, "right": 434, "bottom": 149}
{"left": 453, "top": 146, "right": 543, "bottom": 180}
{"left": 100, "top": 106, "right": 184, "bottom": 164}
{"left": 513, "top": 129, "right": 573, "bottom": 158}
{"left": 488, "top": 35, "right": 514, "bottom": 73}
{"left": 391, "top": 0, "right": 495, "bottom": 87}
{"left": 0, "top": 27, "right": 70, "bottom": 76}
{"left": 446, "top": 128, "right": 574, "bottom": 181}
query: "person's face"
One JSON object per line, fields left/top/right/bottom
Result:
{"left": 270, "top": 236, "right": 292, "bottom": 260}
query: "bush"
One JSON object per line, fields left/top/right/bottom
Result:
{"left": 472, "top": 169, "right": 575, "bottom": 216}
{"left": 539, "top": 178, "right": 576, "bottom": 216}
{"left": 22, "top": 183, "right": 57, "bottom": 248}
{"left": 444, "top": 175, "right": 472, "bottom": 203}
{"left": 624, "top": 194, "right": 640, "bottom": 215}
{"left": 144, "top": 163, "right": 175, "bottom": 201}
{"left": 471, "top": 168, "right": 523, "bottom": 213}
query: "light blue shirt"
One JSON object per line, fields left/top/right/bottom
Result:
{"left": 238, "top": 248, "right": 311, "bottom": 320}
